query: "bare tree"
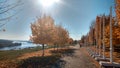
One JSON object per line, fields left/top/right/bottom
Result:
{"left": 0, "top": 0, "right": 23, "bottom": 29}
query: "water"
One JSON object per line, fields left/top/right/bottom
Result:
{"left": 0, "top": 41, "right": 42, "bottom": 50}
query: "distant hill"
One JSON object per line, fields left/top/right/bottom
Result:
{"left": 0, "top": 39, "right": 13, "bottom": 43}
{"left": 0, "top": 39, "right": 21, "bottom": 48}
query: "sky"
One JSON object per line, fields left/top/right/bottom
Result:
{"left": 0, "top": 0, "right": 114, "bottom": 40}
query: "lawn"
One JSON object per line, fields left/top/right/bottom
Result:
{"left": 0, "top": 45, "right": 55, "bottom": 61}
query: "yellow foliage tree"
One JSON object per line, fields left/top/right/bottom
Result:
{"left": 116, "top": 0, "right": 120, "bottom": 24}
{"left": 30, "top": 15, "right": 70, "bottom": 55}
{"left": 30, "top": 15, "right": 55, "bottom": 56}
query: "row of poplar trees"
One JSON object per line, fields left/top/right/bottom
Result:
{"left": 30, "top": 15, "right": 73, "bottom": 56}
{"left": 81, "top": 0, "right": 120, "bottom": 51}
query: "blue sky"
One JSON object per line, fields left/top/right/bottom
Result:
{"left": 0, "top": 0, "right": 114, "bottom": 40}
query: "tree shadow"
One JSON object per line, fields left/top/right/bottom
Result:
{"left": 17, "top": 48, "right": 76, "bottom": 68}
{"left": 17, "top": 55, "right": 66, "bottom": 68}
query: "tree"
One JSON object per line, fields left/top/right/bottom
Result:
{"left": 68, "top": 38, "right": 73, "bottom": 44}
{"left": 88, "top": 21, "right": 95, "bottom": 45}
{"left": 30, "top": 15, "right": 55, "bottom": 56}
{"left": 80, "top": 35, "right": 86, "bottom": 46}
{"left": 81, "top": 35, "right": 84, "bottom": 43}
{"left": 53, "top": 25, "right": 69, "bottom": 50}
{"left": 116, "top": 0, "right": 120, "bottom": 25}
{"left": 30, "top": 15, "right": 70, "bottom": 55}
{"left": 0, "top": 0, "right": 22, "bottom": 20}
{"left": 0, "top": 0, "right": 22, "bottom": 29}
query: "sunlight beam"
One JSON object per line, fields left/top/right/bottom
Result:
{"left": 39, "top": 0, "right": 60, "bottom": 7}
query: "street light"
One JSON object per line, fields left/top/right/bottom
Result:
{"left": 99, "top": 16, "right": 102, "bottom": 56}
{"left": 109, "top": 6, "right": 113, "bottom": 63}
{"left": 109, "top": 6, "right": 119, "bottom": 63}
{"left": 94, "top": 15, "right": 102, "bottom": 59}
{"left": 99, "top": 6, "right": 120, "bottom": 68}
{"left": 102, "top": 14, "right": 105, "bottom": 59}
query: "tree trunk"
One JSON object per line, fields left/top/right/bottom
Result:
{"left": 54, "top": 45, "right": 56, "bottom": 51}
{"left": 57, "top": 45, "right": 58, "bottom": 51}
{"left": 67, "top": 44, "right": 69, "bottom": 49}
{"left": 42, "top": 44, "right": 45, "bottom": 56}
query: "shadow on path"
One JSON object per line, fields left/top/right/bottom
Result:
{"left": 17, "top": 48, "right": 76, "bottom": 68}
{"left": 61, "top": 44, "right": 98, "bottom": 68}
{"left": 17, "top": 55, "right": 60, "bottom": 68}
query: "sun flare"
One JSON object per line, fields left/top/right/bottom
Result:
{"left": 39, "top": 0, "right": 60, "bottom": 7}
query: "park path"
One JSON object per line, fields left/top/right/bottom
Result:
{"left": 61, "top": 44, "right": 99, "bottom": 68}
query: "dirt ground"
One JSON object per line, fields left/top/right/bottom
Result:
{"left": 61, "top": 44, "right": 99, "bottom": 68}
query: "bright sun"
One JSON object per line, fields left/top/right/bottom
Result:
{"left": 39, "top": 0, "right": 60, "bottom": 7}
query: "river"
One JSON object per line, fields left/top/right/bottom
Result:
{"left": 0, "top": 41, "right": 42, "bottom": 50}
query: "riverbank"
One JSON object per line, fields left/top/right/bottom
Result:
{"left": 0, "top": 45, "right": 56, "bottom": 61}
{"left": 0, "top": 44, "right": 74, "bottom": 68}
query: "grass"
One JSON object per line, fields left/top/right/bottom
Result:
{"left": 0, "top": 44, "right": 72, "bottom": 60}
{"left": 0, "top": 44, "right": 75, "bottom": 68}
{"left": 0, "top": 45, "right": 55, "bottom": 61}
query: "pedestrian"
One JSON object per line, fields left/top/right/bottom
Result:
{"left": 79, "top": 43, "right": 81, "bottom": 48}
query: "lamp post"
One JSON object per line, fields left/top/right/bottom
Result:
{"left": 102, "top": 14, "right": 105, "bottom": 59}
{"left": 109, "top": 6, "right": 119, "bottom": 63}
{"left": 99, "top": 16, "right": 102, "bottom": 56}
{"left": 110, "top": 6, "right": 113, "bottom": 63}
{"left": 95, "top": 20, "right": 100, "bottom": 56}
{"left": 99, "top": 6, "right": 120, "bottom": 68}
{"left": 96, "top": 22, "right": 98, "bottom": 55}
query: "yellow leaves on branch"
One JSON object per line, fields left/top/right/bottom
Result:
{"left": 80, "top": 0, "right": 120, "bottom": 49}
{"left": 84, "top": 15, "right": 120, "bottom": 47}
{"left": 30, "top": 16, "right": 54, "bottom": 44}
{"left": 30, "top": 15, "right": 70, "bottom": 46}
{"left": 116, "top": 0, "right": 120, "bottom": 24}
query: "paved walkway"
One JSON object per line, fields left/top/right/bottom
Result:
{"left": 61, "top": 44, "right": 99, "bottom": 68}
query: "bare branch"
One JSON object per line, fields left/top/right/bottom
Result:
{"left": 0, "top": 0, "right": 23, "bottom": 14}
